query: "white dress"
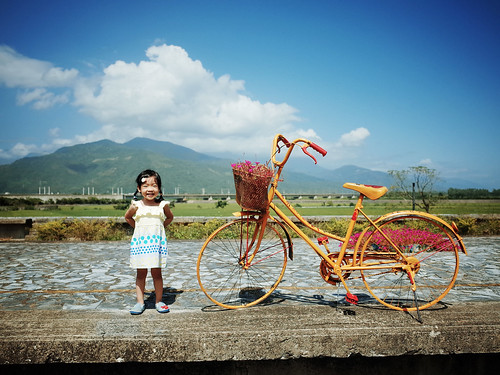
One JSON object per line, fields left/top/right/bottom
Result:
{"left": 129, "top": 200, "right": 168, "bottom": 269}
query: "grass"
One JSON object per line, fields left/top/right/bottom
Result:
{"left": 0, "top": 205, "right": 125, "bottom": 217}
{"left": 0, "top": 199, "right": 499, "bottom": 218}
{"left": 7, "top": 199, "right": 497, "bottom": 241}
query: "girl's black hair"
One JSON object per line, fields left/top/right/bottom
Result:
{"left": 133, "top": 169, "right": 164, "bottom": 202}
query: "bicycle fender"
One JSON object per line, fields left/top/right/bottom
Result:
{"left": 269, "top": 216, "right": 294, "bottom": 261}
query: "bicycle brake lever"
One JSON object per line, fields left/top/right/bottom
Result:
{"left": 278, "top": 136, "right": 291, "bottom": 150}
{"left": 301, "top": 145, "right": 318, "bottom": 164}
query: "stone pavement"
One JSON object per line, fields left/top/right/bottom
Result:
{"left": 0, "top": 237, "right": 499, "bottom": 367}
{"left": 0, "top": 237, "right": 499, "bottom": 312}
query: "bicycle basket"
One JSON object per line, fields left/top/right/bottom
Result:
{"left": 233, "top": 164, "right": 272, "bottom": 211}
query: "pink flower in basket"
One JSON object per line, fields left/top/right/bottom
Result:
{"left": 231, "top": 161, "right": 273, "bottom": 179}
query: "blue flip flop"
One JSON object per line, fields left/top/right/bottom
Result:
{"left": 130, "top": 303, "right": 145, "bottom": 315}
{"left": 155, "top": 302, "right": 170, "bottom": 313}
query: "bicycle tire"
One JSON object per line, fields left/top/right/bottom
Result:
{"left": 359, "top": 213, "right": 460, "bottom": 311}
{"left": 197, "top": 217, "right": 289, "bottom": 309}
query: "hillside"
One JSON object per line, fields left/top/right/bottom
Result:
{"left": 0, "top": 138, "right": 337, "bottom": 195}
{"left": 0, "top": 138, "right": 485, "bottom": 195}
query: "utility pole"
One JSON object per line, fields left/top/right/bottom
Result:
{"left": 412, "top": 182, "right": 416, "bottom": 210}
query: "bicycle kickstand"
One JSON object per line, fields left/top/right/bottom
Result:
{"left": 407, "top": 270, "right": 423, "bottom": 323}
{"left": 412, "top": 289, "right": 422, "bottom": 324}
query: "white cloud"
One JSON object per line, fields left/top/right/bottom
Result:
{"left": 4, "top": 143, "right": 39, "bottom": 158}
{"left": 0, "top": 45, "right": 77, "bottom": 110}
{"left": 418, "top": 158, "right": 433, "bottom": 166}
{"left": 17, "top": 88, "right": 70, "bottom": 109}
{"left": 0, "top": 45, "right": 78, "bottom": 88}
{"left": 310, "top": 127, "right": 371, "bottom": 165}
{"left": 71, "top": 44, "right": 302, "bottom": 154}
{"left": 0, "top": 43, "right": 315, "bottom": 160}
{"left": 336, "top": 127, "right": 370, "bottom": 147}
{"left": 49, "top": 128, "right": 60, "bottom": 137}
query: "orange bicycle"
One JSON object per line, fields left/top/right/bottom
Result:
{"left": 196, "top": 134, "right": 467, "bottom": 315}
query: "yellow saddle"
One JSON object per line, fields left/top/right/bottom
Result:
{"left": 343, "top": 182, "right": 388, "bottom": 200}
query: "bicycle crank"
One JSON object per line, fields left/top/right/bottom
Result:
{"left": 319, "top": 253, "right": 352, "bottom": 285}
{"left": 406, "top": 256, "right": 421, "bottom": 273}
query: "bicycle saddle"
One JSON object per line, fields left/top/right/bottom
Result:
{"left": 343, "top": 183, "right": 388, "bottom": 200}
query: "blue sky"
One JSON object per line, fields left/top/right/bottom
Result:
{"left": 1, "top": 0, "right": 499, "bottom": 188}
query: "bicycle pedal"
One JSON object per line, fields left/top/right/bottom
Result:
{"left": 317, "top": 236, "right": 330, "bottom": 252}
{"left": 317, "top": 236, "right": 329, "bottom": 245}
{"left": 345, "top": 293, "right": 358, "bottom": 305}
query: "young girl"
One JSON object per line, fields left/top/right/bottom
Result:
{"left": 125, "top": 169, "right": 174, "bottom": 315}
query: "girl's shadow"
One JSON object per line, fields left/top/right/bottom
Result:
{"left": 144, "top": 286, "right": 183, "bottom": 309}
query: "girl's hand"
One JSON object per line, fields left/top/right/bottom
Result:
{"left": 163, "top": 203, "right": 174, "bottom": 227}
{"left": 124, "top": 202, "right": 139, "bottom": 228}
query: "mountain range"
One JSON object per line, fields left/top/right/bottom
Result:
{"left": 0, "top": 138, "right": 485, "bottom": 195}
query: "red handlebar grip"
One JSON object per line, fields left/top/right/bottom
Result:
{"left": 311, "top": 142, "right": 327, "bottom": 156}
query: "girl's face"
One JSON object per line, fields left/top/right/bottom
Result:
{"left": 138, "top": 176, "right": 160, "bottom": 203}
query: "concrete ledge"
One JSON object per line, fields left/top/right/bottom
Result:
{"left": 1, "top": 302, "right": 499, "bottom": 365}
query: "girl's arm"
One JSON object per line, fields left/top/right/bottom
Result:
{"left": 124, "top": 203, "right": 138, "bottom": 228}
{"left": 163, "top": 203, "right": 174, "bottom": 227}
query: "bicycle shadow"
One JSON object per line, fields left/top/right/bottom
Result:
{"left": 144, "top": 286, "right": 184, "bottom": 310}
{"left": 346, "top": 294, "right": 451, "bottom": 323}
{"left": 267, "top": 290, "right": 376, "bottom": 315}
{"left": 201, "top": 289, "right": 366, "bottom": 314}
{"left": 201, "top": 289, "right": 450, "bottom": 320}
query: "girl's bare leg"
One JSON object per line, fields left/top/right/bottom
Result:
{"left": 151, "top": 268, "right": 164, "bottom": 304}
{"left": 135, "top": 268, "right": 148, "bottom": 304}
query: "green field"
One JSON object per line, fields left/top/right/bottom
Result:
{"left": 1, "top": 199, "right": 499, "bottom": 217}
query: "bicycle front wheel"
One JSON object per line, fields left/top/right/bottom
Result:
{"left": 359, "top": 213, "right": 460, "bottom": 311}
{"left": 197, "top": 217, "right": 289, "bottom": 309}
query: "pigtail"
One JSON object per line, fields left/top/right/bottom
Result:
{"left": 133, "top": 189, "right": 140, "bottom": 201}
{"left": 155, "top": 193, "right": 164, "bottom": 203}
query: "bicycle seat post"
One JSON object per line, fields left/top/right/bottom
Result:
{"left": 337, "top": 193, "right": 365, "bottom": 258}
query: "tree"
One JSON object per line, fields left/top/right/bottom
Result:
{"left": 388, "top": 166, "right": 439, "bottom": 213}
{"left": 215, "top": 200, "right": 228, "bottom": 209}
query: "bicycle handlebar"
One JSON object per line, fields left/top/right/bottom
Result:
{"left": 272, "top": 134, "right": 327, "bottom": 167}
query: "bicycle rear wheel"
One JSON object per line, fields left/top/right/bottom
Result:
{"left": 359, "top": 213, "right": 460, "bottom": 311}
{"left": 197, "top": 217, "right": 289, "bottom": 309}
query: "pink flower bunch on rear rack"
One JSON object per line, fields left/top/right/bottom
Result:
{"left": 231, "top": 160, "right": 273, "bottom": 179}
{"left": 346, "top": 228, "right": 452, "bottom": 252}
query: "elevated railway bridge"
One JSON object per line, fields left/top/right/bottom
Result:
{"left": 3, "top": 192, "right": 353, "bottom": 203}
